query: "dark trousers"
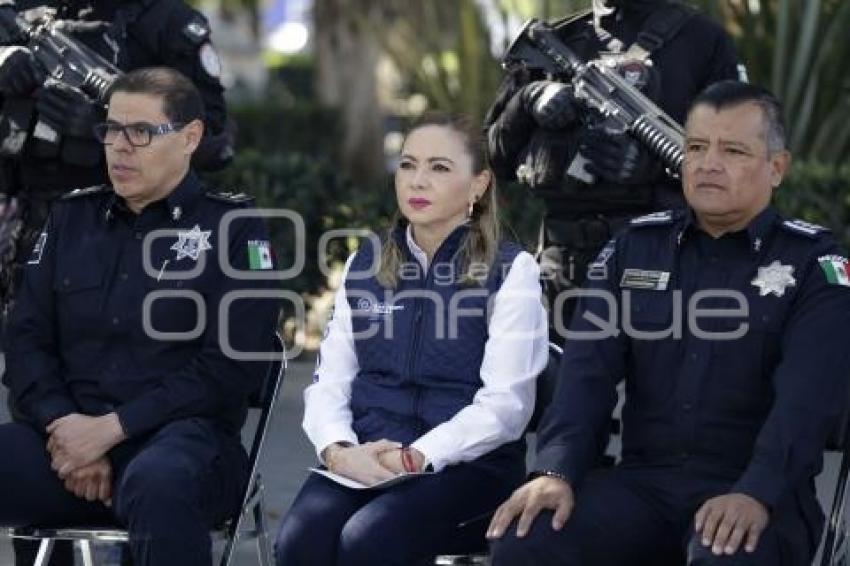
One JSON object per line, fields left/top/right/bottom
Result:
{"left": 0, "top": 418, "right": 248, "bottom": 566}
{"left": 275, "top": 463, "right": 518, "bottom": 566}
{"left": 490, "top": 466, "right": 817, "bottom": 566}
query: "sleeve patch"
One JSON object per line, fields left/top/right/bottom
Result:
{"left": 27, "top": 230, "right": 47, "bottom": 265}
{"left": 199, "top": 42, "right": 221, "bottom": 78}
{"left": 591, "top": 238, "right": 616, "bottom": 268}
{"left": 818, "top": 255, "right": 850, "bottom": 287}
{"left": 247, "top": 240, "right": 274, "bottom": 270}
{"left": 182, "top": 17, "right": 211, "bottom": 45}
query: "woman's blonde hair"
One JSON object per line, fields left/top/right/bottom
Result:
{"left": 377, "top": 112, "right": 501, "bottom": 288}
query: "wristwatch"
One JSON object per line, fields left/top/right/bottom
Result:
{"left": 530, "top": 469, "right": 569, "bottom": 483}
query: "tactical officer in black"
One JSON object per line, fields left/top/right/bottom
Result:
{"left": 0, "top": 0, "right": 233, "bottom": 313}
{"left": 488, "top": 82, "right": 850, "bottom": 566}
{"left": 484, "top": 0, "right": 739, "bottom": 339}
{"left": 0, "top": 67, "right": 278, "bottom": 566}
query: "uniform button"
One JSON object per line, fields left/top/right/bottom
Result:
{"left": 62, "top": 277, "right": 70, "bottom": 287}
{"left": 689, "top": 352, "right": 698, "bottom": 361}
{"left": 134, "top": 232, "right": 143, "bottom": 240}
{"left": 119, "top": 272, "right": 128, "bottom": 281}
{"left": 682, "top": 402, "right": 693, "bottom": 411}
{"left": 709, "top": 256, "right": 718, "bottom": 263}
{"left": 681, "top": 451, "right": 691, "bottom": 459}
{"left": 112, "top": 317, "right": 120, "bottom": 325}
{"left": 109, "top": 363, "right": 118, "bottom": 371}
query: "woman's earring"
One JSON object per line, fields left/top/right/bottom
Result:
{"left": 468, "top": 196, "right": 478, "bottom": 218}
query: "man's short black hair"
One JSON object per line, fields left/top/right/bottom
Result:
{"left": 690, "top": 80, "right": 786, "bottom": 155}
{"left": 108, "top": 67, "right": 204, "bottom": 125}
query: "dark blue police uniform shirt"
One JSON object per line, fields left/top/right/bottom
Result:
{"left": 4, "top": 171, "right": 280, "bottom": 438}
{"left": 536, "top": 206, "right": 850, "bottom": 509}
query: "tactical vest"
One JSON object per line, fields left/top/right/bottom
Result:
{"left": 538, "top": 3, "right": 695, "bottom": 217}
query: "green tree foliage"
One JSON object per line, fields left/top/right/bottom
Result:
{"left": 358, "top": 0, "right": 505, "bottom": 122}
{"left": 687, "top": 0, "right": 850, "bottom": 165}
{"left": 774, "top": 162, "right": 850, "bottom": 249}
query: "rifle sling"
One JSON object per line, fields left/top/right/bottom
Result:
{"left": 594, "top": 2, "right": 696, "bottom": 61}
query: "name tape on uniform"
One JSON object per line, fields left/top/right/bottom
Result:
{"left": 620, "top": 269, "right": 670, "bottom": 291}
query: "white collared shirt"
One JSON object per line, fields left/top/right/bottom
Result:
{"left": 303, "top": 242, "right": 549, "bottom": 472}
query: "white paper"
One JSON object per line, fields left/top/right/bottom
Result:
{"left": 309, "top": 467, "right": 433, "bottom": 490}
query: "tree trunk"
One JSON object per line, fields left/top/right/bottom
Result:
{"left": 313, "top": 0, "right": 385, "bottom": 183}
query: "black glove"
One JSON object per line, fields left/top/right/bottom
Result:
{"left": 520, "top": 80, "right": 578, "bottom": 131}
{"left": 580, "top": 129, "right": 659, "bottom": 185}
{"left": 0, "top": 46, "right": 45, "bottom": 96}
{"left": 36, "top": 79, "right": 104, "bottom": 138}
{"left": 515, "top": 130, "right": 573, "bottom": 190}
{"left": 0, "top": 3, "right": 21, "bottom": 45}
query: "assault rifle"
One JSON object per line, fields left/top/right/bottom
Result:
{"left": 0, "top": 8, "right": 121, "bottom": 148}
{"left": 16, "top": 11, "right": 121, "bottom": 103}
{"left": 504, "top": 18, "right": 685, "bottom": 178}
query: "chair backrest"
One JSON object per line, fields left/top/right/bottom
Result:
{"left": 825, "top": 399, "right": 850, "bottom": 453}
{"left": 526, "top": 342, "right": 563, "bottom": 432}
{"left": 818, "top": 387, "right": 850, "bottom": 565}
{"left": 229, "top": 332, "right": 286, "bottom": 524}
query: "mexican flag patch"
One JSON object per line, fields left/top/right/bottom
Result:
{"left": 819, "top": 255, "right": 850, "bottom": 286}
{"left": 247, "top": 240, "right": 273, "bottom": 270}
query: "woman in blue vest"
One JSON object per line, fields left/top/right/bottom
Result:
{"left": 274, "top": 112, "right": 548, "bottom": 566}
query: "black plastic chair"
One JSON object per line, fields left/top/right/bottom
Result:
{"left": 2, "top": 332, "right": 287, "bottom": 566}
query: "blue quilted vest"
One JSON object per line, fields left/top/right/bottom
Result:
{"left": 345, "top": 224, "right": 526, "bottom": 475}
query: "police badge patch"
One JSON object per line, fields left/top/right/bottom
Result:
{"left": 171, "top": 224, "right": 213, "bottom": 261}
{"left": 751, "top": 260, "right": 796, "bottom": 297}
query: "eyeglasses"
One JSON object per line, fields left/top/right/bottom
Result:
{"left": 92, "top": 121, "right": 185, "bottom": 148}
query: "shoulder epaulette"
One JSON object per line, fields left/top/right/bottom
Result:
{"left": 204, "top": 191, "right": 254, "bottom": 205}
{"left": 60, "top": 185, "right": 111, "bottom": 200}
{"left": 781, "top": 219, "right": 829, "bottom": 238}
{"left": 630, "top": 210, "right": 675, "bottom": 227}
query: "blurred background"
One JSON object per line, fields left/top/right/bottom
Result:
{"left": 192, "top": 0, "right": 850, "bottom": 350}
{"left": 1, "top": 2, "right": 848, "bottom": 563}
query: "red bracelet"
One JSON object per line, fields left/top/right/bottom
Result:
{"left": 401, "top": 447, "right": 416, "bottom": 473}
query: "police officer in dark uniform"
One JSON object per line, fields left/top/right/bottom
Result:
{"left": 484, "top": 0, "right": 740, "bottom": 339}
{"left": 0, "top": 0, "right": 234, "bottom": 314}
{"left": 486, "top": 82, "right": 850, "bottom": 565}
{"left": 0, "top": 67, "right": 278, "bottom": 566}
